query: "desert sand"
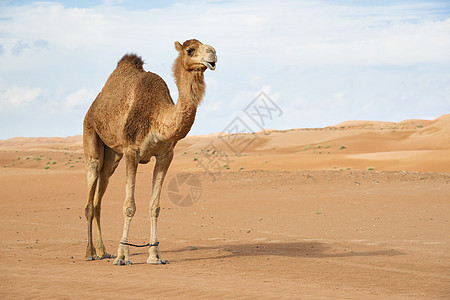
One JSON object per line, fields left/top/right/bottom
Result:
{"left": 0, "top": 115, "right": 449, "bottom": 299}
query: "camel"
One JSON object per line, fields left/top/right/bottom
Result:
{"left": 83, "top": 39, "right": 217, "bottom": 265}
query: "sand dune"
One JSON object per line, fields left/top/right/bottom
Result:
{"left": 172, "top": 114, "right": 450, "bottom": 173}
{"left": 2, "top": 114, "right": 449, "bottom": 173}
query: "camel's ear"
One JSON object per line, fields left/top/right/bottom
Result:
{"left": 174, "top": 41, "right": 182, "bottom": 52}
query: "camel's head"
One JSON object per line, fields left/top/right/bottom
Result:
{"left": 175, "top": 39, "right": 217, "bottom": 71}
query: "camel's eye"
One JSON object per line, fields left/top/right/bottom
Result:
{"left": 186, "top": 48, "right": 194, "bottom": 56}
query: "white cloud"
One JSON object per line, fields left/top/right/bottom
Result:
{"left": 1, "top": 1, "right": 449, "bottom": 72}
{"left": 63, "top": 88, "right": 96, "bottom": 109}
{"left": 0, "top": 85, "right": 45, "bottom": 108}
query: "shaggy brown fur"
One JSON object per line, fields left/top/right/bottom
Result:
{"left": 117, "top": 53, "right": 144, "bottom": 71}
{"left": 83, "top": 39, "right": 217, "bottom": 265}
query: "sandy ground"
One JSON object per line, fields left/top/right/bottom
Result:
{"left": 0, "top": 115, "right": 449, "bottom": 299}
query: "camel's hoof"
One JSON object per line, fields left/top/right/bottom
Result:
{"left": 96, "top": 253, "right": 114, "bottom": 260}
{"left": 85, "top": 255, "right": 95, "bottom": 261}
{"left": 147, "top": 258, "right": 169, "bottom": 265}
{"left": 113, "top": 258, "right": 132, "bottom": 265}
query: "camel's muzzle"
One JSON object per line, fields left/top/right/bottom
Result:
{"left": 203, "top": 46, "right": 217, "bottom": 70}
{"left": 203, "top": 60, "right": 216, "bottom": 70}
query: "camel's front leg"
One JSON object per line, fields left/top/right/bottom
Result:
{"left": 147, "top": 150, "right": 173, "bottom": 264}
{"left": 113, "top": 150, "right": 138, "bottom": 265}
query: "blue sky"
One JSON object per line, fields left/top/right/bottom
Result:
{"left": 0, "top": 0, "right": 449, "bottom": 139}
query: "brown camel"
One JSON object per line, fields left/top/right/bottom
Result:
{"left": 83, "top": 39, "right": 217, "bottom": 265}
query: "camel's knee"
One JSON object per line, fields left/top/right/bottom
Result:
{"left": 86, "top": 158, "right": 103, "bottom": 179}
{"left": 123, "top": 200, "right": 136, "bottom": 218}
{"left": 85, "top": 203, "right": 94, "bottom": 220}
{"left": 150, "top": 206, "right": 160, "bottom": 218}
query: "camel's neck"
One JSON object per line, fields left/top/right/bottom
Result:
{"left": 163, "top": 58, "right": 205, "bottom": 140}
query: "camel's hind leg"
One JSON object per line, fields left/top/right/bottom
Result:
{"left": 92, "top": 146, "right": 122, "bottom": 259}
{"left": 83, "top": 128, "right": 104, "bottom": 261}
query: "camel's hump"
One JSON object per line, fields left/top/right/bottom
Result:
{"left": 117, "top": 53, "right": 144, "bottom": 70}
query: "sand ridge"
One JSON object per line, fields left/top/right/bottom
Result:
{"left": 1, "top": 114, "right": 449, "bottom": 173}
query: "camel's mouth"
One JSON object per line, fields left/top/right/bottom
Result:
{"left": 202, "top": 60, "right": 216, "bottom": 70}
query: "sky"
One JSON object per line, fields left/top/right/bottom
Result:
{"left": 0, "top": 0, "right": 449, "bottom": 139}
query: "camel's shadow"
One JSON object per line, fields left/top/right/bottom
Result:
{"left": 129, "top": 241, "right": 404, "bottom": 264}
